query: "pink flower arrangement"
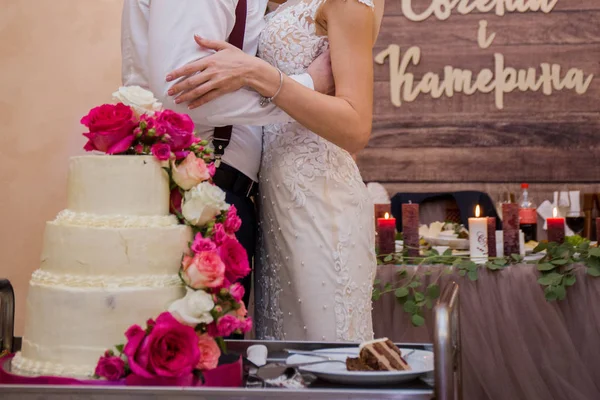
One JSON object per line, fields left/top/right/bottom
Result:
{"left": 89, "top": 87, "right": 252, "bottom": 383}
{"left": 123, "top": 313, "right": 200, "bottom": 379}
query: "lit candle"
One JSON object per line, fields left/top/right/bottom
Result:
{"left": 402, "top": 203, "right": 420, "bottom": 258}
{"left": 374, "top": 203, "right": 391, "bottom": 231}
{"left": 487, "top": 217, "right": 497, "bottom": 258}
{"left": 502, "top": 203, "right": 520, "bottom": 256}
{"left": 376, "top": 212, "right": 396, "bottom": 255}
{"left": 547, "top": 207, "right": 565, "bottom": 244}
{"left": 469, "top": 205, "right": 488, "bottom": 263}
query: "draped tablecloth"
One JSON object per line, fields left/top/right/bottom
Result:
{"left": 373, "top": 265, "right": 600, "bottom": 400}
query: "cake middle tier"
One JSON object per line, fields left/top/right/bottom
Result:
{"left": 40, "top": 221, "right": 192, "bottom": 276}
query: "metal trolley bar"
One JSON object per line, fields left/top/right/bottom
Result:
{"left": 434, "top": 281, "right": 462, "bottom": 400}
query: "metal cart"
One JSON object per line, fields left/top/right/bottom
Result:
{"left": 0, "top": 279, "right": 461, "bottom": 399}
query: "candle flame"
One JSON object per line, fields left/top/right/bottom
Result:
{"left": 384, "top": 212, "right": 390, "bottom": 219}
{"left": 553, "top": 207, "right": 557, "bottom": 218}
{"left": 475, "top": 205, "right": 481, "bottom": 218}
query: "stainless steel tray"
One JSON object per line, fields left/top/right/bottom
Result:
{"left": 0, "top": 340, "right": 433, "bottom": 400}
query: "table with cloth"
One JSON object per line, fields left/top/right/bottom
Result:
{"left": 373, "top": 264, "right": 600, "bottom": 400}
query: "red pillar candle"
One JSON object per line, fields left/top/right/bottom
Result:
{"left": 547, "top": 210, "right": 565, "bottom": 244}
{"left": 487, "top": 217, "right": 497, "bottom": 258}
{"left": 402, "top": 203, "right": 420, "bottom": 258}
{"left": 376, "top": 213, "right": 396, "bottom": 255}
{"left": 502, "top": 203, "right": 520, "bottom": 257}
{"left": 374, "top": 203, "right": 391, "bottom": 231}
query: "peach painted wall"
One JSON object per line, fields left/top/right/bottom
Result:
{"left": 0, "top": 0, "right": 124, "bottom": 335}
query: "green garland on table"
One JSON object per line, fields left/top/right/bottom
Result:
{"left": 372, "top": 236, "right": 600, "bottom": 327}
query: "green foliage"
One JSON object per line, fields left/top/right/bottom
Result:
{"left": 373, "top": 236, "right": 600, "bottom": 326}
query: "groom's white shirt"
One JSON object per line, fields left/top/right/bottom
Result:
{"left": 122, "top": 0, "right": 313, "bottom": 182}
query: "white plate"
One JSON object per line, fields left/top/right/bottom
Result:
{"left": 286, "top": 347, "right": 434, "bottom": 385}
{"left": 424, "top": 236, "right": 469, "bottom": 250}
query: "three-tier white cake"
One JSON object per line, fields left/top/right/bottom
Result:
{"left": 13, "top": 155, "right": 191, "bottom": 377}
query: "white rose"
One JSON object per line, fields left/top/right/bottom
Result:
{"left": 182, "top": 182, "right": 229, "bottom": 227}
{"left": 112, "top": 86, "right": 162, "bottom": 115}
{"left": 168, "top": 288, "right": 215, "bottom": 326}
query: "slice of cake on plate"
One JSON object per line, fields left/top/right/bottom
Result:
{"left": 346, "top": 338, "right": 411, "bottom": 371}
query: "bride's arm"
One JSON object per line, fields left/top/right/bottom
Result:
{"left": 255, "top": 0, "right": 375, "bottom": 153}
{"left": 169, "top": 0, "right": 376, "bottom": 154}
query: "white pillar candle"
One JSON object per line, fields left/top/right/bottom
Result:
{"left": 469, "top": 205, "right": 489, "bottom": 263}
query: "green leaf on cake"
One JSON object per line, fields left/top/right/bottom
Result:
{"left": 414, "top": 292, "right": 425, "bottom": 302}
{"left": 394, "top": 287, "right": 409, "bottom": 298}
{"left": 586, "top": 267, "right": 600, "bottom": 277}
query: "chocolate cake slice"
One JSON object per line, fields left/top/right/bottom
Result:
{"left": 352, "top": 338, "right": 411, "bottom": 371}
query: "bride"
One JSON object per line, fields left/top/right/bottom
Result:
{"left": 167, "top": 0, "right": 384, "bottom": 342}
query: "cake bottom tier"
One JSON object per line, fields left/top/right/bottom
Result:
{"left": 16, "top": 282, "right": 184, "bottom": 378}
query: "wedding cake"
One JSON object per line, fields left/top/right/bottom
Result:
{"left": 12, "top": 155, "right": 192, "bottom": 377}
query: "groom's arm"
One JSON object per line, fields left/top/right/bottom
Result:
{"left": 121, "top": 0, "right": 151, "bottom": 89}
{"left": 120, "top": 0, "right": 315, "bottom": 127}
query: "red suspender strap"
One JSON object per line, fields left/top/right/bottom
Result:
{"left": 213, "top": 0, "right": 247, "bottom": 167}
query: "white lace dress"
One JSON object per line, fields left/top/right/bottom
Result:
{"left": 254, "top": 0, "right": 377, "bottom": 342}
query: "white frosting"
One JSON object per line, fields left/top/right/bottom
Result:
{"left": 19, "top": 155, "right": 192, "bottom": 378}
{"left": 67, "top": 156, "right": 171, "bottom": 216}
{"left": 20, "top": 284, "right": 185, "bottom": 375}
{"left": 31, "top": 269, "right": 181, "bottom": 288}
{"left": 12, "top": 351, "right": 93, "bottom": 378}
{"left": 54, "top": 209, "right": 178, "bottom": 228}
{"left": 40, "top": 222, "right": 191, "bottom": 276}
{"left": 359, "top": 337, "right": 389, "bottom": 350}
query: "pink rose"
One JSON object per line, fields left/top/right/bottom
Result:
{"left": 207, "top": 162, "right": 216, "bottom": 177}
{"left": 196, "top": 334, "right": 221, "bottom": 371}
{"left": 235, "top": 302, "right": 248, "bottom": 318}
{"left": 171, "top": 152, "right": 211, "bottom": 190}
{"left": 212, "top": 223, "right": 230, "bottom": 246}
{"left": 174, "top": 150, "right": 190, "bottom": 160}
{"left": 224, "top": 206, "right": 242, "bottom": 234}
{"left": 191, "top": 233, "right": 217, "bottom": 253}
{"left": 95, "top": 351, "right": 126, "bottom": 381}
{"left": 170, "top": 188, "right": 183, "bottom": 216}
{"left": 241, "top": 317, "right": 253, "bottom": 334}
{"left": 133, "top": 144, "right": 145, "bottom": 154}
{"left": 210, "top": 315, "right": 243, "bottom": 337}
{"left": 123, "top": 312, "right": 200, "bottom": 378}
{"left": 156, "top": 110, "right": 195, "bottom": 151}
{"left": 151, "top": 143, "right": 172, "bottom": 161}
{"left": 229, "top": 282, "right": 245, "bottom": 302}
{"left": 218, "top": 237, "right": 250, "bottom": 283}
{"left": 81, "top": 103, "right": 137, "bottom": 154}
{"left": 182, "top": 252, "right": 225, "bottom": 290}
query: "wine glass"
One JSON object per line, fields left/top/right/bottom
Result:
{"left": 557, "top": 191, "right": 570, "bottom": 217}
{"left": 566, "top": 211, "right": 585, "bottom": 236}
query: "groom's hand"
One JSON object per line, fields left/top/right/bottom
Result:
{"left": 308, "top": 50, "right": 335, "bottom": 95}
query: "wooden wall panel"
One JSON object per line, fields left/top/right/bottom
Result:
{"left": 361, "top": 1, "right": 600, "bottom": 185}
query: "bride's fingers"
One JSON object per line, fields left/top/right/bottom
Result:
{"left": 188, "top": 88, "right": 225, "bottom": 110}
{"left": 194, "top": 35, "right": 234, "bottom": 52}
{"left": 169, "top": 70, "right": 212, "bottom": 97}
{"left": 166, "top": 59, "right": 208, "bottom": 83}
{"left": 175, "top": 76, "right": 221, "bottom": 105}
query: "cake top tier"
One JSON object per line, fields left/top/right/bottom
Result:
{"left": 67, "top": 156, "right": 170, "bottom": 216}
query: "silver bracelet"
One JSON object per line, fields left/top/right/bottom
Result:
{"left": 259, "top": 67, "right": 284, "bottom": 107}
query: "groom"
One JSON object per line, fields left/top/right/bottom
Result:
{"left": 121, "top": 0, "right": 333, "bottom": 330}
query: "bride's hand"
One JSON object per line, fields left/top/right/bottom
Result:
{"left": 166, "top": 36, "right": 260, "bottom": 109}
